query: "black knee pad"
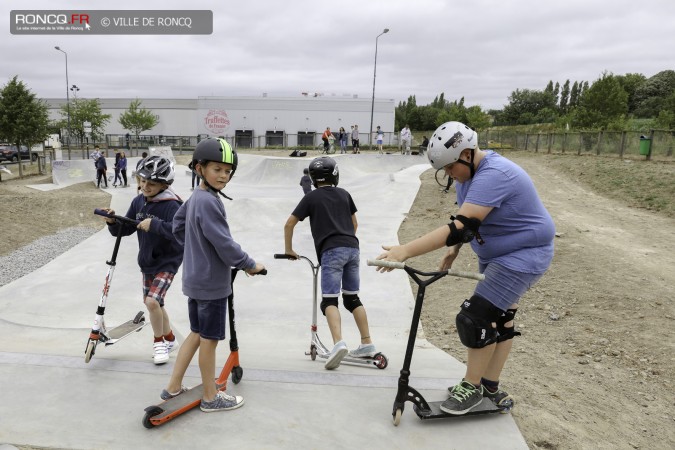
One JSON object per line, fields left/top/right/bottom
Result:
{"left": 342, "top": 293, "right": 363, "bottom": 313}
{"left": 496, "top": 308, "right": 521, "bottom": 343}
{"left": 455, "top": 295, "right": 501, "bottom": 348}
{"left": 320, "top": 297, "right": 339, "bottom": 316}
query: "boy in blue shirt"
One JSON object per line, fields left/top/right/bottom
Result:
{"left": 377, "top": 121, "right": 555, "bottom": 415}
{"left": 163, "top": 138, "right": 265, "bottom": 412}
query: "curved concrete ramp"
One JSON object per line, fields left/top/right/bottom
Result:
{"left": 0, "top": 153, "right": 527, "bottom": 449}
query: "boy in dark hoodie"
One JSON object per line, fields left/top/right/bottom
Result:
{"left": 99, "top": 155, "right": 183, "bottom": 365}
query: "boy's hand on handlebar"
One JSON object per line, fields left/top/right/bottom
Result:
{"left": 285, "top": 250, "right": 299, "bottom": 260}
{"left": 100, "top": 208, "right": 116, "bottom": 225}
{"left": 440, "top": 246, "right": 459, "bottom": 271}
{"left": 246, "top": 263, "right": 266, "bottom": 276}
{"left": 375, "top": 244, "right": 407, "bottom": 272}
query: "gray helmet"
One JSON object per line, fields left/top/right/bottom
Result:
{"left": 308, "top": 156, "right": 339, "bottom": 188}
{"left": 136, "top": 155, "right": 175, "bottom": 185}
{"left": 427, "top": 121, "right": 478, "bottom": 170}
{"left": 192, "top": 138, "right": 238, "bottom": 177}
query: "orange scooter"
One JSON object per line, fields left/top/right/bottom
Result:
{"left": 142, "top": 268, "right": 266, "bottom": 428}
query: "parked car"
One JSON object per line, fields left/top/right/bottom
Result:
{"left": 0, "top": 144, "right": 37, "bottom": 162}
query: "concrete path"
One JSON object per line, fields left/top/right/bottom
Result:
{"left": 0, "top": 154, "right": 527, "bottom": 449}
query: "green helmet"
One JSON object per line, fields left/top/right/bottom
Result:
{"left": 192, "top": 138, "right": 238, "bottom": 177}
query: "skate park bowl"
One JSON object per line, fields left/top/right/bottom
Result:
{"left": 0, "top": 153, "right": 527, "bottom": 449}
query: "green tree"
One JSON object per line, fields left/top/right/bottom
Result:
{"left": 569, "top": 81, "right": 580, "bottom": 109}
{"left": 58, "top": 98, "right": 111, "bottom": 146}
{"left": 464, "top": 105, "right": 491, "bottom": 130}
{"left": 501, "top": 88, "right": 557, "bottom": 125}
{"left": 118, "top": 98, "right": 159, "bottom": 144}
{"left": 559, "top": 80, "right": 570, "bottom": 113}
{"left": 571, "top": 72, "right": 628, "bottom": 129}
{"left": 615, "top": 73, "right": 647, "bottom": 114}
{"left": 633, "top": 70, "right": 675, "bottom": 117}
{"left": 654, "top": 90, "right": 675, "bottom": 129}
{"left": 0, "top": 76, "right": 50, "bottom": 176}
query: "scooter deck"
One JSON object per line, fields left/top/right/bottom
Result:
{"left": 144, "top": 382, "right": 227, "bottom": 427}
{"left": 104, "top": 317, "right": 147, "bottom": 345}
{"left": 414, "top": 398, "right": 505, "bottom": 420}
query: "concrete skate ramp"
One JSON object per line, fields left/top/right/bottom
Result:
{"left": 0, "top": 153, "right": 527, "bottom": 449}
{"left": 148, "top": 146, "right": 176, "bottom": 164}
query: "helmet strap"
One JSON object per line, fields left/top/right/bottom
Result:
{"left": 195, "top": 164, "right": 233, "bottom": 201}
{"left": 456, "top": 149, "right": 476, "bottom": 178}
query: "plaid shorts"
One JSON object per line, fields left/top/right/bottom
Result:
{"left": 142, "top": 272, "right": 175, "bottom": 307}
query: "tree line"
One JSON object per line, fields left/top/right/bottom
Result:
{"left": 396, "top": 70, "right": 675, "bottom": 132}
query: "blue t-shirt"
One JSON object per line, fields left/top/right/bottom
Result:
{"left": 455, "top": 151, "right": 555, "bottom": 274}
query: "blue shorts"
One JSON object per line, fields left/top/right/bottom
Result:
{"left": 320, "top": 247, "right": 360, "bottom": 297}
{"left": 187, "top": 297, "right": 227, "bottom": 340}
{"left": 377, "top": 139, "right": 383, "bottom": 145}
{"left": 474, "top": 262, "right": 544, "bottom": 311}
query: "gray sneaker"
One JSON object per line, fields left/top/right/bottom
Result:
{"left": 325, "top": 340, "right": 348, "bottom": 370}
{"left": 440, "top": 380, "right": 483, "bottom": 415}
{"left": 483, "top": 386, "right": 514, "bottom": 408}
{"left": 348, "top": 343, "right": 377, "bottom": 358}
{"left": 200, "top": 391, "right": 245, "bottom": 412}
{"left": 160, "top": 385, "right": 189, "bottom": 401}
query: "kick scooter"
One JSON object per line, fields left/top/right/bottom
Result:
{"left": 142, "top": 268, "right": 267, "bottom": 428}
{"left": 366, "top": 259, "right": 514, "bottom": 426}
{"left": 274, "top": 253, "right": 388, "bottom": 370}
{"left": 84, "top": 209, "right": 149, "bottom": 363}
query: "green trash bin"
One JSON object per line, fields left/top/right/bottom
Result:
{"left": 639, "top": 136, "right": 651, "bottom": 156}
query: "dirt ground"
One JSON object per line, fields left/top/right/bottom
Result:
{"left": 1, "top": 151, "right": 674, "bottom": 450}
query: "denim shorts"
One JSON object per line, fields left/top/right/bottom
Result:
{"left": 320, "top": 247, "right": 360, "bottom": 297}
{"left": 474, "top": 262, "right": 544, "bottom": 311}
{"left": 187, "top": 297, "right": 227, "bottom": 340}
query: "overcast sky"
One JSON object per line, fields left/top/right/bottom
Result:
{"left": 2, "top": 0, "right": 674, "bottom": 110}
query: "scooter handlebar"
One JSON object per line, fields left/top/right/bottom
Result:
{"left": 274, "top": 253, "right": 296, "bottom": 260}
{"left": 366, "top": 259, "right": 485, "bottom": 281}
{"left": 94, "top": 208, "right": 140, "bottom": 226}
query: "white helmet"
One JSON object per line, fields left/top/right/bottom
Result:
{"left": 427, "top": 122, "right": 478, "bottom": 170}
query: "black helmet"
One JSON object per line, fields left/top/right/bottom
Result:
{"left": 136, "top": 155, "right": 175, "bottom": 185}
{"left": 308, "top": 156, "right": 339, "bottom": 188}
{"left": 192, "top": 138, "right": 238, "bottom": 178}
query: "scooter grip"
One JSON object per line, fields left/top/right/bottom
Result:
{"left": 274, "top": 254, "right": 295, "bottom": 259}
{"left": 258, "top": 268, "right": 268, "bottom": 276}
{"left": 94, "top": 208, "right": 140, "bottom": 226}
{"left": 94, "top": 208, "right": 112, "bottom": 218}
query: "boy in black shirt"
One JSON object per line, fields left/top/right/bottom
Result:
{"left": 284, "top": 156, "right": 377, "bottom": 370}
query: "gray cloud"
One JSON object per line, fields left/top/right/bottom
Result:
{"left": 2, "top": 0, "right": 673, "bottom": 110}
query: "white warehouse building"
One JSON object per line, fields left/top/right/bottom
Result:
{"left": 45, "top": 95, "right": 396, "bottom": 148}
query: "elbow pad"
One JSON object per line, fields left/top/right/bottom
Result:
{"left": 446, "top": 215, "right": 484, "bottom": 247}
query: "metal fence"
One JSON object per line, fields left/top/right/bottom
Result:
{"left": 479, "top": 129, "right": 675, "bottom": 160}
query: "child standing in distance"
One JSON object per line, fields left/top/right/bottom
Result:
{"left": 164, "top": 138, "right": 265, "bottom": 412}
{"left": 375, "top": 126, "right": 384, "bottom": 154}
{"left": 100, "top": 155, "right": 183, "bottom": 365}
{"left": 284, "top": 156, "right": 377, "bottom": 370}
{"left": 300, "top": 168, "right": 312, "bottom": 195}
{"left": 95, "top": 150, "right": 108, "bottom": 188}
{"left": 112, "top": 151, "right": 122, "bottom": 187}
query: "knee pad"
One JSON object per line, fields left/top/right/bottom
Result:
{"left": 496, "top": 309, "right": 521, "bottom": 343}
{"left": 342, "top": 293, "right": 363, "bottom": 313}
{"left": 320, "top": 297, "right": 338, "bottom": 316}
{"left": 455, "top": 295, "right": 502, "bottom": 349}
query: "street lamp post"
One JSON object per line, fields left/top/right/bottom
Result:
{"left": 70, "top": 84, "right": 80, "bottom": 99}
{"left": 54, "top": 46, "right": 70, "bottom": 153}
{"left": 369, "top": 28, "right": 389, "bottom": 150}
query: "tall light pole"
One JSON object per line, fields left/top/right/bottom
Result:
{"left": 55, "top": 46, "right": 70, "bottom": 151}
{"left": 70, "top": 84, "right": 80, "bottom": 99}
{"left": 369, "top": 28, "right": 389, "bottom": 150}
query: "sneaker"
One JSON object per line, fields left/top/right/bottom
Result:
{"left": 153, "top": 341, "right": 169, "bottom": 365}
{"left": 165, "top": 338, "right": 178, "bottom": 353}
{"left": 348, "top": 343, "right": 377, "bottom": 358}
{"left": 200, "top": 391, "right": 244, "bottom": 412}
{"left": 160, "top": 385, "right": 189, "bottom": 400}
{"left": 325, "top": 340, "right": 348, "bottom": 370}
{"left": 482, "top": 386, "right": 514, "bottom": 408}
{"left": 440, "top": 380, "right": 483, "bottom": 415}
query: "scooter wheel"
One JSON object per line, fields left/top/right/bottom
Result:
{"left": 374, "top": 353, "right": 388, "bottom": 370}
{"left": 84, "top": 339, "right": 96, "bottom": 363}
{"left": 142, "top": 406, "right": 163, "bottom": 429}
{"left": 231, "top": 366, "right": 243, "bottom": 384}
{"left": 133, "top": 311, "right": 145, "bottom": 324}
{"left": 310, "top": 345, "right": 317, "bottom": 361}
{"left": 393, "top": 408, "right": 402, "bottom": 426}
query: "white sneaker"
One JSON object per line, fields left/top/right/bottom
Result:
{"left": 348, "top": 343, "right": 377, "bottom": 358}
{"left": 153, "top": 341, "right": 169, "bottom": 365}
{"left": 325, "top": 340, "right": 348, "bottom": 370}
{"left": 166, "top": 338, "right": 178, "bottom": 353}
